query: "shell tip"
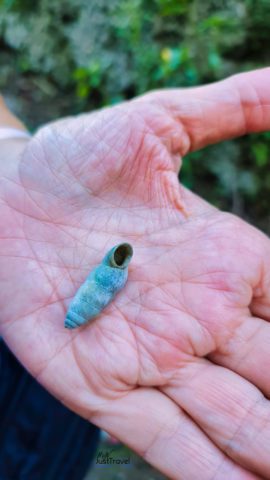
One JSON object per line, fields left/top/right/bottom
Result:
{"left": 64, "top": 321, "right": 74, "bottom": 329}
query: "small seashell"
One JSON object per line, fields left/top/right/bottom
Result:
{"left": 65, "top": 243, "right": 133, "bottom": 329}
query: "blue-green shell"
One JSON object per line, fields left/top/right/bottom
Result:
{"left": 65, "top": 243, "right": 133, "bottom": 329}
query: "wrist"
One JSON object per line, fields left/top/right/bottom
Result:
{"left": 0, "top": 138, "right": 30, "bottom": 177}
{"left": 0, "top": 95, "right": 30, "bottom": 172}
{"left": 0, "top": 96, "right": 28, "bottom": 131}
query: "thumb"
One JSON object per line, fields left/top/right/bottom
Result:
{"left": 139, "top": 67, "right": 270, "bottom": 154}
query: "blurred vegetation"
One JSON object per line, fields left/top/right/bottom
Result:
{"left": 0, "top": 0, "right": 270, "bottom": 232}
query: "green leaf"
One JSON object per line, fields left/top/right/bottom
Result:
{"left": 252, "top": 142, "right": 269, "bottom": 167}
{"left": 76, "top": 83, "right": 89, "bottom": 99}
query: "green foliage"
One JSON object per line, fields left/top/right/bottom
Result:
{"left": 0, "top": 0, "right": 269, "bottom": 230}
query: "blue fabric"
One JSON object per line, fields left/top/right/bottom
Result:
{"left": 0, "top": 339, "right": 100, "bottom": 480}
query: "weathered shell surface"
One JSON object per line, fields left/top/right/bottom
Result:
{"left": 65, "top": 243, "right": 133, "bottom": 329}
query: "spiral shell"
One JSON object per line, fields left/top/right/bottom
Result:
{"left": 65, "top": 243, "right": 133, "bottom": 329}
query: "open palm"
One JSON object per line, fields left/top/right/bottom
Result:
{"left": 1, "top": 68, "right": 270, "bottom": 480}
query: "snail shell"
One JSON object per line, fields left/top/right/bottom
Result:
{"left": 65, "top": 243, "right": 133, "bottom": 329}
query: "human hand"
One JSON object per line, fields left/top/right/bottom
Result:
{"left": 1, "top": 68, "right": 270, "bottom": 479}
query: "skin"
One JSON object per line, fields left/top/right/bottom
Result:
{"left": 1, "top": 68, "right": 270, "bottom": 479}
